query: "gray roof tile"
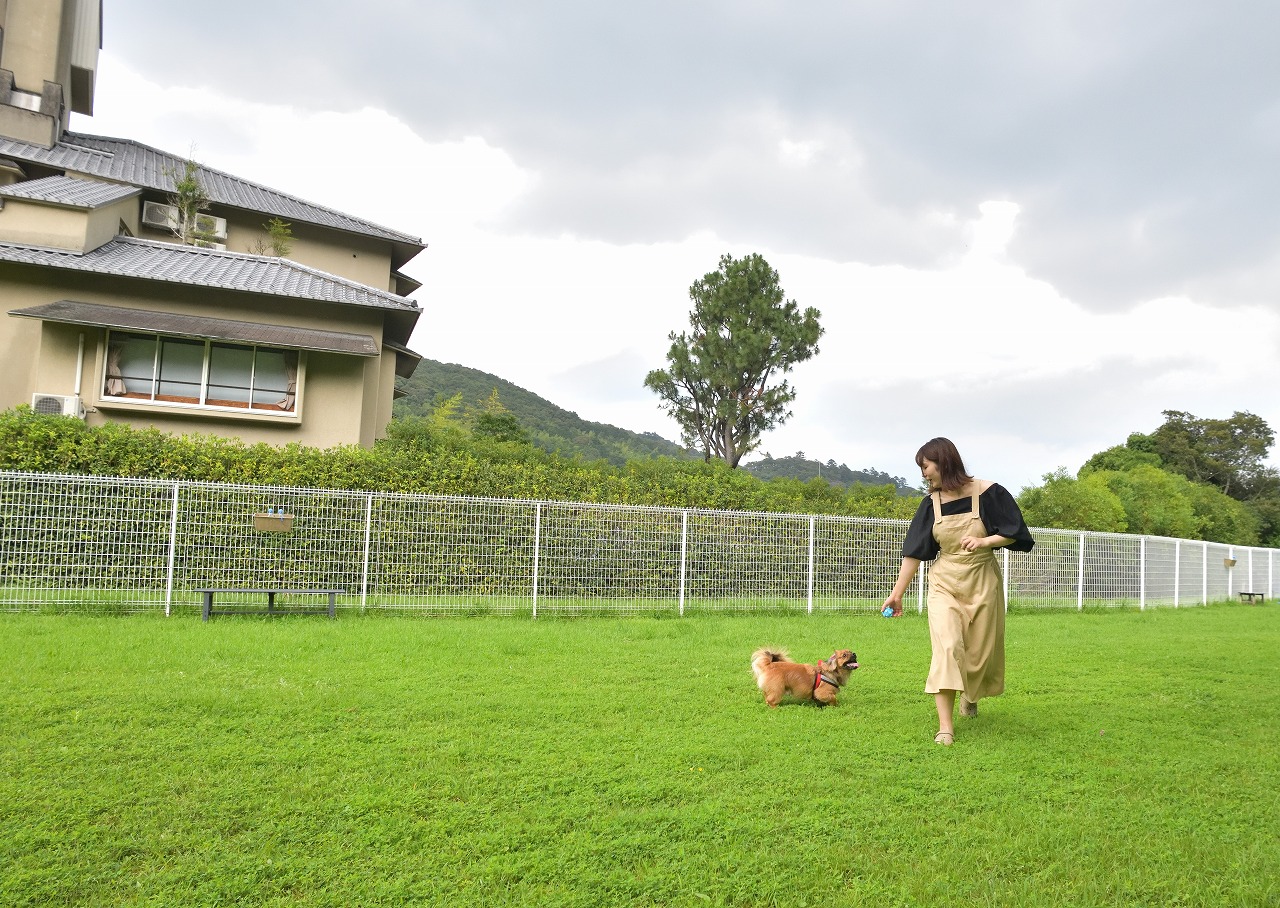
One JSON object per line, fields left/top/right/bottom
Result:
{"left": 0, "top": 236, "right": 418, "bottom": 312}
{"left": 9, "top": 300, "right": 381, "bottom": 356}
{"left": 0, "top": 174, "right": 141, "bottom": 208}
{"left": 0, "top": 132, "right": 424, "bottom": 250}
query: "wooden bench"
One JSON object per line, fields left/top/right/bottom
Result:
{"left": 197, "top": 588, "right": 343, "bottom": 621}
{"left": 1239, "top": 592, "right": 1265, "bottom": 604}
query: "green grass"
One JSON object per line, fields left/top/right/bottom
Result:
{"left": 2, "top": 606, "right": 1277, "bottom": 907}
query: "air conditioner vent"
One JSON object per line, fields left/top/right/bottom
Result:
{"left": 141, "top": 200, "right": 178, "bottom": 231}
{"left": 193, "top": 213, "right": 228, "bottom": 240}
{"left": 31, "top": 394, "right": 86, "bottom": 419}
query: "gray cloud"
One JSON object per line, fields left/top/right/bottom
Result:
{"left": 797, "top": 354, "right": 1235, "bottom": 493}
{"left": 102, "top": 0, "right": 1280, "bottom": 310}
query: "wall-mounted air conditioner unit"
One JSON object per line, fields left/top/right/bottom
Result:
{"left": 141, "top": 200, "right": 178, "bottom": 231}
{"left": 193, "top": 213, "right": 228, "bottom": 240}
{"left": 31, "top": 393, "right": 86, "bottom": 419}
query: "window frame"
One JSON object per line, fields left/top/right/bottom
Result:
{"left": 100, "top": 330, "right": 305, "bottom": 419}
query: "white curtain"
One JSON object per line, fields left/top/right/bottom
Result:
{"left": 278, "top": 351, "right": 298, "bottom": 410}
{"left": 104, "top": 343, "right": 126, "bottom": 396}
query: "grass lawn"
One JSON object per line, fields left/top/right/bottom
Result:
{"left": 1, "top": 605, "right": 1277, "bottom": 907}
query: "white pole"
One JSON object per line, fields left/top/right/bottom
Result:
{"left": 1077, "top": 532, "right": 1085, "bottom": 611}
{"left": 1202, "top": 541, "right": 1208, "bottom": 605}
{"left": 531, "top": 503, "right": 541, "bottom": 619}
{"left": 359, "top": 493, "right": 373, "bottom": 611}
{"left": 678, "top": 510, "right": 688, "bottom": 617}
{"left": 74, "top": 334, "right": 85, "bottom": 395}
{"left": 806, "top": 516, "right": 815, "bottom": 614}
{"left": 1228, "top": 546, "right": 1234, "bottom": 600}
{"left": 1139, "top": 538, "right": 1146, "bottom": 610}
{"left": 163, "top": 482, "right": 180, "bottom": 617}
{"left": 1174, "top": 540, "right": 1180, "bottom": 608}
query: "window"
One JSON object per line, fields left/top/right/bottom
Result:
{"left": 103, "top": 331, "right": 299, "bottom": 413}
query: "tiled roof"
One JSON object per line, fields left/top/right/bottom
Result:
{"left": 0, "top": 236, "right": 418, "bottom": 312}
{"left": 10, "top": 300, "right": 381, "bottom": 356}
{"left": 0, "top": 132, "right": 423, "bottom": 249}
{"left": 0, "top": 174, "right": 141, "bottom": 208}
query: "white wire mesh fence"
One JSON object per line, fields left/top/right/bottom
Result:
{"left": 0, "top": 470, "right": 1274, "bottom": 616}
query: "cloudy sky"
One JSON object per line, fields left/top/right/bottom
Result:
{"left": 74, "top": 1, "right": 1280, "bottom": 492}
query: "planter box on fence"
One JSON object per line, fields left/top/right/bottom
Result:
{"left": 252, "top": 513, "right": 295, "bottom": 532}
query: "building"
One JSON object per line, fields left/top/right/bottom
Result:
{"left": 0, "top": 0, "right": 424, "bottom": 448}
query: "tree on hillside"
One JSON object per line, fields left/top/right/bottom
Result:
{"left": 1017, "top": 469, "right": 1128, "bottom": 534}
{"left": 1093, "top": 464, "right": 1200, "bottom": 539}
{"left": 644, "top": 253, "right": 823, "bottom": 468}
{"left": 472, "top": 389, "right": 528, "bottom": 444}
{"left": 1145, "top": 410, "right": 1275, "bottom": 499}
{"left": 1080, "top": 437, "right": 1163, "bottom": 475}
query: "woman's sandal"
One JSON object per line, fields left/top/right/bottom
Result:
{"left": 934, "top": 731, "right": 954, "bottom": 746}
{"left": 960, "top": 697, "right": 978, "bottom": 718}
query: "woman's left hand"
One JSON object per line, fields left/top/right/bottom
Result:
{"left": 960, "top": 535, "right": 986, "bottom": 552}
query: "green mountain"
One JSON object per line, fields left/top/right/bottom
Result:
{"left": 395, "top": 360, "right": 917, "bottom": 494}
{"left": 742, "top": 453, "right": 920, "bottom": 495}
{"left": 394, "top": 359, "right": 696, "bottom": 465}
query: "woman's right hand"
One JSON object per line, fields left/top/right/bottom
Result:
{"left": 882, "top": 593, "right": 903, "bottom": 617}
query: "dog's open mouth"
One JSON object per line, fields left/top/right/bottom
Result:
{"left": 844, "top": 654, "right": 859, "bottom": 670}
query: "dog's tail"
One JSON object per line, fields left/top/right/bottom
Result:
{"left": 751, "top": 647, "right": 789, "bottom": 684}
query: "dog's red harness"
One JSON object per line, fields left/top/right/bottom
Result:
{"left": 815, "top": 671, "right": 840, "bottom": 690}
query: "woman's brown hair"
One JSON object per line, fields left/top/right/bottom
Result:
{"left": 915, "top": 437, "right": 973, "bottom": 493}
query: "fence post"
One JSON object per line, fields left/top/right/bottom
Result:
{"left": 1077, "top": 532, "right": 1085, "bottom": 611}
{"left": 164, "top": 482, "right": 180, "bottom": 618}
{"left": 678, "top": 510, "right": 688, "bottom": 618}
{"left": 360, "top": 493, "right": 374, "bottom": 612}
{"left": 1227, "top": 546, "right": 1234, "bottom": 600}
{"left": 1202, "top": 541, "right": 1208, "bottom": 605}
{"left": 1174, "top": 540, "right": 1180, "bottom": 608}
{"left": 1139, "top": 537, "right": 1146, "bottom": 611}
{"left": 806, "top": 516, "right": 815, "bottom": 614}
{"left": 531, "top": 502, "right": 542, "bottom": 619}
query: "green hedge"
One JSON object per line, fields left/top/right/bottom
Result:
{"left": 0, "top": 407, "right": 919, "bottom": 520}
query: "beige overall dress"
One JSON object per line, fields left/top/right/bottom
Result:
{"left": 925, "top": 486, "right": 1006, "bottom": 700}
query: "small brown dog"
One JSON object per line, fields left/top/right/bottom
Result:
{"left": 751, "top": 647, "right": 859, "bottom": 708}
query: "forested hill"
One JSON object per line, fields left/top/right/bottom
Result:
{"left": 742, "top": 453, "right": 919, "bottom": 495}
{"left": 394, "top": 359, "right": 697, "bottom": 465}
{"left": 395, "top": 361, "right": 917, "bottom": 491}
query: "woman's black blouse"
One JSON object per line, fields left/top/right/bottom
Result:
{"left": 901, "top": 483, "right": 1035, "bottom": 561}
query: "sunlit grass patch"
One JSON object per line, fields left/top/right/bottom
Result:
{"left": 1, "top": 605, "right": 1277, "bottom": 907}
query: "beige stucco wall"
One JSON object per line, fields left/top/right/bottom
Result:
{"left": 0, "top": 264, "right": 403, "bottom": 449}
{"left": 0, "top": 105, "right": 57, "bottom": 147}
{"left": 373, "top": 351, "right": 399, "bottom": 442}
{"left": 0, "top": 0, "right": 92, "bottom": 134}
{"left": 0, "top": 193, "right": 137, "bottom": 252}
{"left": 1, "top": 0, "right": 67, "bottom": 91}
{"left": 131, "top": 203, "right": 397, "bottom": 289}
{"left": 0, "top": 300, "right": 41, "bottom": 401}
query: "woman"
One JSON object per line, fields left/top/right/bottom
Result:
{"left": 882, "top": 438, "right": 1034, "bottom": 746}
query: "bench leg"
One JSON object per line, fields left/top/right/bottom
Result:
{"left": 328, "top": 592, "right": 336, "bottom": 619}
{"left": 202, "top": 592, "right": 213, "bottom": 622}
{"left": 268, "top": 592, "right": 276, "bottom": 616}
